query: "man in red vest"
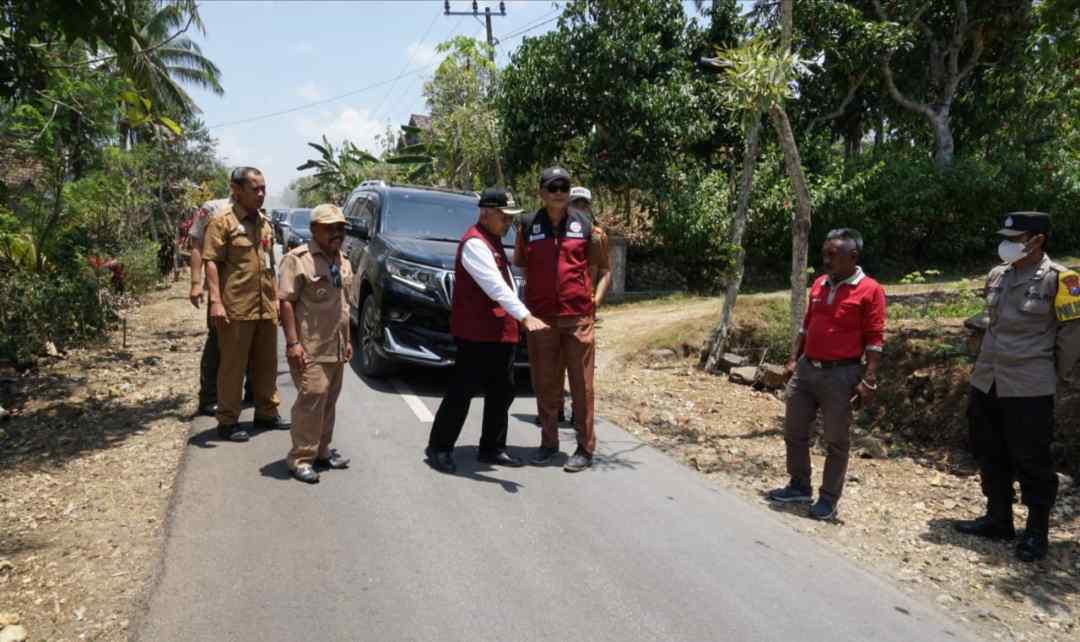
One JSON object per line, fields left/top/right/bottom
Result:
{"left": 515, "top": 167, "right": 611, "bottom": 473}
{"left": 425, "top": 187, "right": 549, "bottom": 474}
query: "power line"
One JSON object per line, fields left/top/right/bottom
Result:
{"left": 385, "top": 14, "right": 466, "bottom": 122}
{"left": 206, "top": 63, "right": 441, "bottom": 130}
{"left": 368, "top": 9, "right": 442, "bottom": 123}
{"left": 495, "top": 11, "right": 560, "bottom": 44}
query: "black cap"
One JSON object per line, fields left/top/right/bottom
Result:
{"left": 998, "top": 211, "right": 1050, "bottom": 236}
{"left": 478, "top": 186, "right": 523, "bottom": 215}
{"left": 539, "top": 166, "right": 571, "bottom": 188}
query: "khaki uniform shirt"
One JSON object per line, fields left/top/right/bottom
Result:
{"left": 971, "top": 254, "right": 1080, "bottom": 397}
{"left": 203, "top": 204, "right": 278, "bottom": 322}
{"left": 277, "top": 241, "right": 353, "bottom": 363}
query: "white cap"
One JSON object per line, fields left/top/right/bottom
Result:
{"left": 569, "top": 186, "right": 592, "bottom": 202}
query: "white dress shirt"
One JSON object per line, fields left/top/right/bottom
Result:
{"left": 460, "top": 238, "right": 531, "bottom": 321}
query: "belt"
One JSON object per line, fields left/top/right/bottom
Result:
{"left": 803, "top": 357, "right": 861, "bottom": 369}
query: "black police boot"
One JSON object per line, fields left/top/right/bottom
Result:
{"left": 1016, "top": 505, "right": 1050, "bottom": 563}
{"left": 953, "top": 501, "right": 1015, "bottom": 540}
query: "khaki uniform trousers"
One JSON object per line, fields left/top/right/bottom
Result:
{"left": 527, "top": 315, "right": 596, "bottom": 456}
{"left": 287, "top": 361, "right": 344, "bottom": 470}
{"left": 215, "top": 319, "right": 280, "bottom": 425}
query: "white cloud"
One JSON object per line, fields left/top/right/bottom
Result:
{"left": 295, "top": 106, "right": 387, "bottom": 156}
{"left": 406, "top": 41, "right": 443, "bottom": 68}
{"left": 289, "top": 41, "right": 316, "bottom": 56}
{"left": 295, "top": 81, "right": 322, "bottom": 101}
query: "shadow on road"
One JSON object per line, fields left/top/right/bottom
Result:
{"left": 187, "top": 421, "right": 288, "bottom": 449}
{"left": 424, "top": 445, "right": 525, "bottom": 493}
{"left": 259, "top": 458, "right": 293, "bottom": 481}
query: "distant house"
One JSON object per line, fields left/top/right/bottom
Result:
{"left": 400, "top": 114, "right": 432, "bottom": 148}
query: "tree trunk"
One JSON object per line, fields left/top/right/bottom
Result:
{"left": 769, "top": 104, "right": 813, "bottom": 346}
{"left": 702, "top": 114, "right": 762, "bottom": 371}
{"left": 929, "top": 107, "right": 954, "bottom": 172}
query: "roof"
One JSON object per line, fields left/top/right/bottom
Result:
{"left": 408, "top": 114, "right": 433, "bottom": 131}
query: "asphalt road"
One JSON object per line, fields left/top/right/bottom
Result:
{"left": 133, "top": 340, "right": 982, "bottom": 642}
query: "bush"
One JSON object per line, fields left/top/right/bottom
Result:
{"left": 116, "top": 239, "right": 162, "bottom": 295}
{"left": 0, "top": 269, "right": 118, "bottom": 365}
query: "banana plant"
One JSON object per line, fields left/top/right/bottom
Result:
{"left": 295, "top": 135, "right": 379, "bottom": 201}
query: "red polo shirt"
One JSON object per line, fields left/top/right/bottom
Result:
{"left": 801, "top": 267, "right": 886, "bottom": 361}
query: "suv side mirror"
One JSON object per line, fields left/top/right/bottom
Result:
{"left": 349, "top": 217, "right": 369, "bottom": 240}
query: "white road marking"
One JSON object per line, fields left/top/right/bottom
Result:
{"left": 391, "top": 378, "right": 435, "bottom": 423}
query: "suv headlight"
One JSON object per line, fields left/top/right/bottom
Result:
{"left": 387, "top": 257, "right": 444, "bottom": 292}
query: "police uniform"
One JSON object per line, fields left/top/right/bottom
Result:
{"left": 956, "top": 211, "right": 1080, "bottom": 561}
{"left": 277, "top": 204, "right": 354, "bottom": 479}
{"left": 202, "top": 202, "right": 283, "bottom": 440}
{"left": 188, "top": 197, "right": 251, "bottom": 412}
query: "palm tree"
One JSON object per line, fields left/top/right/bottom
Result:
{"left": 120, "top": 0, "right": 223, "bottom": 122}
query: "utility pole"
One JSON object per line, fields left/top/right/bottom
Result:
{"left": 443, "top": 0, "right": 508, "bottom": 184}
{"left": 443, "top": 1, "right": 507, "bottom": 63}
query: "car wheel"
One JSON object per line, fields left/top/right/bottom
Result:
{"left": 358, "top": 295, "right": 397, "bottom": 378}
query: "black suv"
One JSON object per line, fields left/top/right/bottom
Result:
{"left": 341, "top": 181, "right": 526, "bottom": 377}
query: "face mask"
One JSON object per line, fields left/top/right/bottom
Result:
{"left": 998, "top": 239, "right": 1028, "bottom": 264}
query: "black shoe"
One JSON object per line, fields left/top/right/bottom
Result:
{"left": 216, "top": 424, "right": 249, "bottom": 442}
{"left": 953, "top": 515, "right": 1016, "bottom": 540}
{"left": 531, "top": 446, "right": 560, "bottom": 465}
{"left": 766, "top": 479, "right": 813, "bottom": 504}
{"left": 291, "top": 463, "right": 319, "bottom": 484}
{"left": 809, "top": 496, "right": 838, "bottom": 520}
{"left": 253, "top": 414, "right": 289, "bottom": 431}
{"left": 315, "top": 449, "right": 350, "bottom": 470}
{"left": 425, "top": 447, "right": 456, "bottom": 474}
{"left": 1016, "top": 531, "right": 1049, "bottom": 562}
{"left": 478, "top": 450, "right": 524, "bottom": 467}
{"left": 242, "top": 393, "right": 254, "bottom": 408}
{"left": 197, "top": 402, "right": 218, "bottom": 417}
{"left": 563, "top": 448, "right": 592, "bottom": 473}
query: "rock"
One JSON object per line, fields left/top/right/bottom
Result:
{"left": 0, "top": 625, "right": 27, "bottom": 642}
{"left": 0, "top": 613, "right": 19, "bottom": 626}
{"left": 44, "top": 341, "right": 60, "bottom": 357}
{"left": 690, "top": 450, "right": 722, "bottom": 473}
{"left": 936, "top": 594, "right": 955, "bottom": 608}
{"left": 854, "top": 435, "right": 888, "bottom": 459}
{"left": 1057, "top": 472, "right": 1074, "bottom": 492}
{"left": 0, "top": 559, "right": 13, "bottom": 575}
{"left": 0, "top": 405, "right": 7, "bottom": 420}
{"left": 648, "top": 348, "right": 677, "bottom": 360}
{"left": 759, "top": 364, "right": 787, "bottom": 389}
{"left": 719, "top": 353, "right": 748, "bottom": 371}
{"left": 729, "top": 366, "right": 759, "bottom": 386}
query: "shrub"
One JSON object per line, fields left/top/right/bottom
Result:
{"left": 0, "top": 268, "right": 118, "bottom": 365}
{"left": 116, "top": 239, "right": 162, "bottom": 295}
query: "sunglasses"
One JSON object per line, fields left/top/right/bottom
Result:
{"left": 545, "top": 182, "right": 571, "bottom": 193}
{"left": 328, "top": 262, "right": 342, "bottom": 289}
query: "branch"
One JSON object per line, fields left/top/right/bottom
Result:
{"left": 48, "top": 12, "right": 195, "bottom": 69}
{"left": 808, "top": 71, "right": 866, "bottom": 132}
{"left": 880, "top": 57, "right": 934, "bottom": 119}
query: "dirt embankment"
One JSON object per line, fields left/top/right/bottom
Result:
{"left": 0, "top": 278, "right": 204, "bottom": 642}
{"left": 594, "top": 294, "right": 1080, "bottom": 642}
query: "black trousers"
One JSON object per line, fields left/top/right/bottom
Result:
{"left": 428, "top": 340, "right": 516, "bottom": 454}
{"left": 967, "top": 384, "right": 1057, "bottom": 511}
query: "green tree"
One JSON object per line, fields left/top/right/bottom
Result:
{"left": 295, "top": 135, "right": 379, "bottom": 203}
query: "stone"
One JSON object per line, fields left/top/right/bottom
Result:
{"left": 1057, "top": 472, "right": 1074, "bottom": 492}
{"left": 44, "top": 341, "right": 60, "bottom": 357}
{"left": 648, "top": 348, "right": 677, "bottom": 360}
{"left": 0, "top": 625, "right": 28, "bottom": 642}
{"left": 854, "top": 436, "right": 888, "bottom": 459}
{"left": 759, "top": 364, "right": 787, "bottom": 389}
{"left": 0, "top": 614, "right": 19, "bottom": 626}
{"left": 719, "top": 353, "right": 748, "bottom": 371}
{"left": 729, "top": 366, "right": 759, "bottom": 386}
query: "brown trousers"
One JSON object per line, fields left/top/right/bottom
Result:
{"left": 215, "top": 318, "right": 280, "bottom": 426}
{"left": 527, "top": 315, "right": 596, "bottom": 455}
{"left": 287, "top": 361, "right": 344, "bottom": 470}
{"left": 783, "top": 358, "right": 861, "bottom": 501}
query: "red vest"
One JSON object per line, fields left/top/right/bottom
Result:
{"left": 450, "top": 225, "right": 521, "bottom": 344}
{"left": 521, "top": 208, "right": 594, "bottom": 318}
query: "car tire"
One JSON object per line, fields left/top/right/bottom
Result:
{"left": 357, "top": 295, "right": 397, "bottom": 378}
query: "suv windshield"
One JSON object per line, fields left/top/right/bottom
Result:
{"left": 382, "top": 191, "right": 517, "bottom": 246}
{"left": 289, "top": 209, "right": 311, "bottom": 227}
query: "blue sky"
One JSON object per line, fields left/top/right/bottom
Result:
{"left": 187, "top": 1, "right": 719, "bottom": 205}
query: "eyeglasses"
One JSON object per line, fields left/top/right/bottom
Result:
{"left": 328, "top": 262, "right": 342, "bottom": 289}
{"left": 545, "top": 182, "right": 571, "bottom": 193}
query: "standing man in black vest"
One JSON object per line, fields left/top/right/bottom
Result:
{"left": 515, "top": 167, "right": 611, "bottom": 472}
{"left": 425, "top": 187, "right": 549, "bottom": 474}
